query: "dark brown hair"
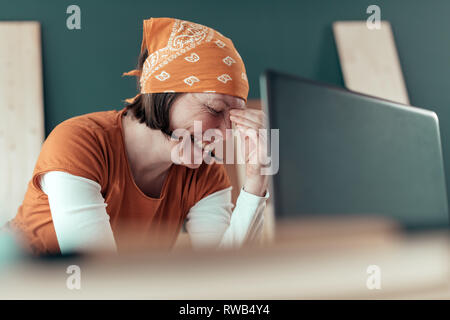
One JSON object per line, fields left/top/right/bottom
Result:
{"left": 124, "top": 49, "right": 182, "bottom": 137}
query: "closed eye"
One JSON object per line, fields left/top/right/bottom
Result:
{"left": 204, "top": 104, "right": 222, "bottom": 116}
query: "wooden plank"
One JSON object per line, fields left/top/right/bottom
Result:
{"left": 333, "top": 21, "right": 410, "bottom": 105}
{"left": 1, "top": 223, "right": 448, "bottom": 299}
{"left": 0, "top": 22, "right": 44, "bottom": 225}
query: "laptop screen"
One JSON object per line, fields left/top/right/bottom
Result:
{"left": 260, "top": 70, "right": 449, "bottom": 230}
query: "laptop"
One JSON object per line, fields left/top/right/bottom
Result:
{"left": 260, "top": 69, "right": 449, "bottom": 230}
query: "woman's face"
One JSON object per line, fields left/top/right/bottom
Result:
{"left": 169, "top": 92, "right": 245, "bottom": 168}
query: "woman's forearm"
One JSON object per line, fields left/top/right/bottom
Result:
{"left": 40, "top": 171, "right": 117, "bottom": 254}
{"left": 186, "top": 186, "right": 269, "bottom": 249}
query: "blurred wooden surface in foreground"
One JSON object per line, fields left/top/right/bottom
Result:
{"left": 0, "top": 216, "right": 448, "bottom": 299}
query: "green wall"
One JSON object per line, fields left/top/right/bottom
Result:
{"left": 2, "top": 0, "right": 450, "bottom": 204}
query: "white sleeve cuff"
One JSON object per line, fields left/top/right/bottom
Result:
{"left": 185, "top": 186, "right": 270, "bottom": 250}
{"left": 236, "top": 187, "right": 270, "bottom": 209}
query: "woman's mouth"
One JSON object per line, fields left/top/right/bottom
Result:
{"left": 190, "top": 134, "right": 219, "bottom": 160}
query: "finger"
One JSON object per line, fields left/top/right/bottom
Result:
{"left": 235, "top": 124, "right": 258, "bottom": 154}
{"left": 230, "top": 110, "right": 266, "bottom": 125}
{"left": 235, "top": 123, "right": 255, "bottom": 132}
{"left": 230, "top": 115, "right": 262, "bottom": 129}
{"left": 230, "top": 109, "right": 267, "bottom": 125}
{"left": 238, "top": 129, "right": 252, "bottom": 163}
{"left": 231, "top": 108, "right": 265, "bottom": 116}
{"left": 235, "top": 124, "right": 260, "bottom": 144}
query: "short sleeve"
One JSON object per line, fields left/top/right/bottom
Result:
{"left": 31, "top": 121, "right": 107, "bottom": 192}
{"left": 194, "top": 162, "right": 232, "bottom": 203}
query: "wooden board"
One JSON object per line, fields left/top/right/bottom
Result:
{"left": 0, "top": 22, "right": 44, "bottom": 225}
{"left": 1, "top": 220, "right": 448, "bottom": 299}
{"left": 333, "top": 21, "right": 410, "bottom": 105}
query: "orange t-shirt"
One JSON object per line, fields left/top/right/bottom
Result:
{"left": 8, "top": 107, "right": 231, "bottom": 255}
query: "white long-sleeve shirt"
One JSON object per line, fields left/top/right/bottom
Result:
{"left": 39, "top": 171, "right": 269, "bottom": 254}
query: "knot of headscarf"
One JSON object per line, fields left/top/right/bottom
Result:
{"left": 122, "top": 17, "right": 249, "bottom": 104}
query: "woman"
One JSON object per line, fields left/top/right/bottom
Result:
{"left": 7, "top": 17, "right": 269, "bottom": 255}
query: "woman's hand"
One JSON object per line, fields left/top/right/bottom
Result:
{"left": 229, "top": 108, "right": 269, "bottom": 197}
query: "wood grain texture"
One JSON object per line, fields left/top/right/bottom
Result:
{"left": 333, "top": 21, "right": 410, "bottom": 105}
{"left": 0, "top": 22, "right": 44, "bottom": 225}
{"left": 2, "top": 221, "right": 448, "bottom": 299}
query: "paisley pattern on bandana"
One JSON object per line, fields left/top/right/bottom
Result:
{"left": 123, "top": 17, "right": 249, "bottom": 103}
{"left": 140, "top": 20, "right": 215, "bottom": 88}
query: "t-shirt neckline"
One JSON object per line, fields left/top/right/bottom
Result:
{"left": 117, "top": 107, "right": 175, "bottom": 201}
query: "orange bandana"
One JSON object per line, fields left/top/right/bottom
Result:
{"left": 123, "top": 17, "right": 249, "bottom": 103}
